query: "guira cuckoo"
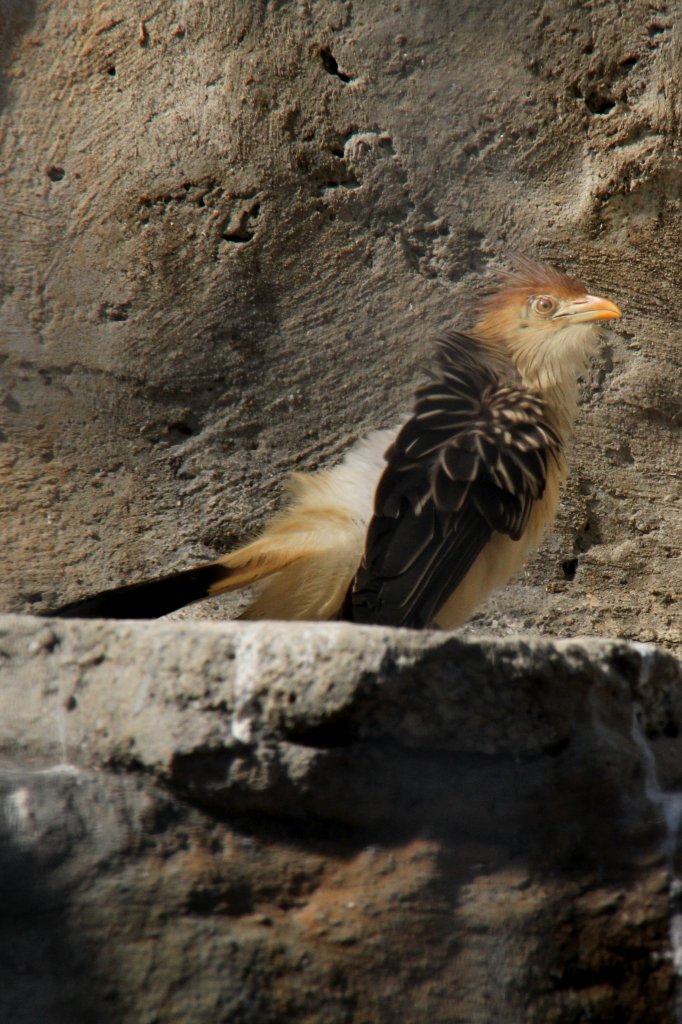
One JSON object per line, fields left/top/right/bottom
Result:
{"left": 51, "top": 258, "right": 621, "bottom": 629}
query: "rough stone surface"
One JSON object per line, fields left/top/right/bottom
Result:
{"left": 0, "top": 0, "right": 680, "bottom": 645}
{"left": 2, "top": 3, "right": 682, "bottom": 1020}
{"left": 2, "top": 614, "right": 682, "bottom": 1022}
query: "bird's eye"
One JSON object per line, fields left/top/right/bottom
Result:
{"left": 531, "top": 295, "right": 558, "bottom": 317}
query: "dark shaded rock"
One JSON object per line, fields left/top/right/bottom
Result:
{"left": 1, "top": 614, "right": 681, "bottom": 1022}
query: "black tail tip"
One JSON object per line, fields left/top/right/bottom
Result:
{"left": 45, "top": 562, "right": 235, "bottom": 620}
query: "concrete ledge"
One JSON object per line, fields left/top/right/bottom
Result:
{"left": 1, "top": 615, "right": 679, "bottom": 757}
{"left": 2, "top": 614, "right": 681, "bottom": 824}
{"left": 2, "top": 614, "right": 682, "bottom": 1022}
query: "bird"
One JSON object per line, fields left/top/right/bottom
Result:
{"left": 49, "top": 257, "right": 621, "bottom": 629}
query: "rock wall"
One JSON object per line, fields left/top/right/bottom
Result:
{"left": 0, "top": 0, "right": 680, "bottom": 644}
{"left": 2, "top": 614, "right": 682, "bottom": 1022}
{"left": 2, "top": 4, "right": 682, "bottom": 1020}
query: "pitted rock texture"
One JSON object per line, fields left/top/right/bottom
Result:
{"left": 0, "top": 0, "right": 680, "bottom": 645}
{"left": 1, "top": 614, "right": 682, "bottom": 1022}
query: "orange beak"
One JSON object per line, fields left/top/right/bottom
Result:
{"left": 554, "top": 294, "right": 622, "bottom": 323}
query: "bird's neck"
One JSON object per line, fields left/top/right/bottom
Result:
{"left": 472, "top": 320, "right": 598, "bottom": 442}
{"left": 533, "top": 378, "right": 581, "bottom": 441}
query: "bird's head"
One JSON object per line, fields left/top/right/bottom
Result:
{"left": 473, "top": 256, "right": 622, "bottom": 391}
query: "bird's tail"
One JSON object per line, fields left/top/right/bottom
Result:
{"left": 50, "top": 541, "right": 303, "bottom": 620}
{"left": 48, "top": 470, "right": 368, "bottom": 621}
{"left": 52, "top": 561, "right": 234, "bottom": 619}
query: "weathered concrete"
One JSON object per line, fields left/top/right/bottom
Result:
{"left": 1, "top": 614, "right": 682, "bottom": 1022}
{"left": 0, "top": 0, "right": 680, "bottom": 645}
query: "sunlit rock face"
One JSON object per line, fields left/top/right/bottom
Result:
{"left": 0, "top": 0, "right": 680, "bottom": 646}
{"left": 1, "top": 614, "right": 681, "bottom": 1023}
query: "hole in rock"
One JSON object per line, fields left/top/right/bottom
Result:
{"left": 167, "top": 421, "right": 195, "bottom": 443}
{"left": 618, "top": 56, "right": 639, "bottom": 72}
{"left": 561, "top": 558, "right": 579, "bottom": 581}
{"left": 320, "top": 47, "right": 352, "bottom": 83}
{"left": 585, "top": 91, "right": 615, "bottom": 115}
{"left": 221, "top": 202, "right": 261, "bottom": 243}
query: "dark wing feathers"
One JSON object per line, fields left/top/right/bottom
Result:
{"left": 349, "top": 331, "right": 561, "bottom": 628}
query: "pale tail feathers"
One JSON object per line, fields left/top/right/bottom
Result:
{"left": 222, "top": 488, "right": 367, "bottom": 621}
{"left": 51, "top": 463, "right": 374, "bottom": 621}
{"left": 217, "top": 446, "right": 388, "bottom": 620}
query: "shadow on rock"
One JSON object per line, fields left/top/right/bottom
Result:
{"left": 0, "top": 0, "right": 38, "bottom": 114}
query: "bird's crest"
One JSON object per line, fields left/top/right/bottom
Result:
{"left": 483, "top": 255, "right": 586, "bottom": 309}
